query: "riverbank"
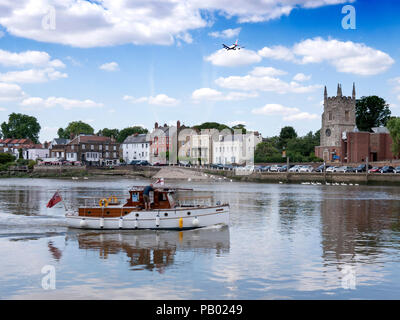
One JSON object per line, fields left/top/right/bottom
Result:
{"left": 3, "top": 165, "right": 400, "bottom": 186}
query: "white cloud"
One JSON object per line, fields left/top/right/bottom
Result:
{"left": 0, "top": 49, "right": 65, "bottom": 68}
{"left": 21, "top": 96, "right": 103, "bottom": 110}
{"left": 215, "top": 74, "right": 321, "bottom": 94}
{"left": 209, "top": 28, "right": 241, "bottom": 39}
{"left": 293, "top": 73, "right": 311, "bottom": 82}
{"left": 0, "top": 82, "right": 26, "bottom": 101}
{"left": 259, "top": 37, "right": 394, "bottom": 75}
{"left": 0, "top": 1, "right": 350, "bottom": 47}
{"left": 191, "top": 87, "right": 258, "bottom": 101}
{"left": 0, "top": 68, "right": 67, "bottom": 83}
{"left": 99, "top": 61, "right": 119, "bottom": 72}
{"left": 251, "top": 103, "right": 318, "bottom": 121}
{"left": 124, "top": 94, "right": 179, "bottom": 106}
{"left": 249, "top": 66, "right": 287, "bottom": 77}
{"left": 204, "top": 48, "right": 261, "bottom": 67}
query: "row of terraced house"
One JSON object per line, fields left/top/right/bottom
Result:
{"left": 1, "top": 120, "right": 261, "bottom": 166}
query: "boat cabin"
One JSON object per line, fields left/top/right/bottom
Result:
{"left": 124, "top": 186, "right": 175, "bottom": 210}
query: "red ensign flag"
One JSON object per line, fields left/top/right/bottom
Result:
{"left": 46, "top": 191, "right": 62, "bottom": 208}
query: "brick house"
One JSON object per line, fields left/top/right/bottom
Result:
{"left": 49, "top": 138, "right": 70, "bottom": 159}
{"left": 65, "top": 134, "right": 120, "bottom": 165}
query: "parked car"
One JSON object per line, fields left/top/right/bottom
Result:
{"left": 260, "top": 165, "right": 271, "bottom": 172}
{"left": 299, "top": 165, "right": 313, "bottom": 173}
{"left": 368, "top": 166, "right": 381, "bottom": 173}
{"left": 354, "top": 164, "right": 372, "bottom": 173}
{"left": 278, "top": 165, "right": 288, "bottom": 172}
{"left": 394, "top": 166, "right": 400, "bottom": 173}
{"left": 380, "top": 166, "right": 395, "bottom": 173}
{"left": 269, "top": 165, "right": 281, "bottom": 172}
{"left": 289, "top": 165, "right": 301, "bottom": 172}
{"left": 326, "top": 166, "right": 339, "bottom": 172}
{"left": 335, "top": 166, "right": 354, "bottom": 173}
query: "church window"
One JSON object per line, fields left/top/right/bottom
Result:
{"left": 345, "top": 110, "right": 349, "bottom": 121}
{"left": 328, "top": 112, "right": 332, "bottom": 121}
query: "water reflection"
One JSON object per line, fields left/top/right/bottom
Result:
{"left": 66, "top": 227, "right": 230, "bottom": 273}
{"left": 320, "top": 198, "right": 400, "bottom": 265}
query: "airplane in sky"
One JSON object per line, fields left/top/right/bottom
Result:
{"left": 222, "top": 40, "right": 244, "bottom": 50}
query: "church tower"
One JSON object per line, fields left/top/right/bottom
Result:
{"left": 317, "top": 83, "right": 356, "bottom": 161}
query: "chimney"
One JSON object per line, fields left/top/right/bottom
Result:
{"left": 177, "top": 120, "right": 181, "bottom": 130}
{"left": 155, "top": 122, "right": 158, "bottom": 129}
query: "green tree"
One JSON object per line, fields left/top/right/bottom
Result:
{"left": 254, "top": 141, "right": 281, "bottom": 163}
{"left": 232, "top": 124, "right": 247, "bottom": 134}
{"left": 278, "top": 126, "right": 297, "bottom": 150}
{"left": 97, "top": 128, "right": 120, "bottom": 139}
{"left": 356, "top": 96, "right": 391, "bottom": 132}
{"left": 1, "top": 113, "right": 41, "bottom": 143}
{"left": 58, "top": 121, "right": 94, "bottom": 139}
{"left": 387, "top": 117, "right": 400, "bottom": 157}
{"left": 192, "top": 122, "right": 232, "bottom": 133}
{"left": 117, "top": 126, "right": 148, "bottom": 143}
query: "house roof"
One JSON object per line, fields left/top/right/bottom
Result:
{"left": 123, "top": 134, "right": 150, "bottom": 144}
{"left": 69, "top": 134, "right": 117, "bottom": 145}
{"left": 0, "top": 138, "right": 33, "bottom": 145}
{"left": 52, "top": 138, "right": 70, "bottom": 145}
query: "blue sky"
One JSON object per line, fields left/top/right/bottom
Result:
{"left": 0, "top": 0, "right": 399, "bottom": 142}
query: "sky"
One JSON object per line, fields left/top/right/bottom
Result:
{"left": 0, "top": 0, "right": 399, "bottom": 142}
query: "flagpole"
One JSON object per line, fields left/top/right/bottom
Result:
{"left": 57, "top": 189, "right": 68, "bottom": 212}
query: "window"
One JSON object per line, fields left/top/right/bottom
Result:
{"left": 71, "top": 145, "right": 74, "bottom": 150}
{"left": 113, "top": 145, "right": 116, "bottom": 151}
{"left": 99, "top": 145, "right": 102, "bottom": 150}
{"left": 106, "top": 145, "right": 109, "bottom": 151}
{"left": 91, "top": 145, "right": 94, "bottom": 150}
{"left": 328, "top": 112, "right": 332, "bottom": 121}
{"left": 82, "top": 144, "right": 85, "bottom": 150}
{"left": 345, "top": 110, "right": 349, "bottom": 121}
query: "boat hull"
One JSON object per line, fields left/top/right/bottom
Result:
{"left": 65, "top": 205, "right": 229, "bottom": 230}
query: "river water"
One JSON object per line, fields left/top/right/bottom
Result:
{"left": 0, "top": 177, "right": 400, "bottom": 299}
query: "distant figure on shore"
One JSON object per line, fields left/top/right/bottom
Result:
{"left": 143, "top": 184, "right": 154, "bottom": 210}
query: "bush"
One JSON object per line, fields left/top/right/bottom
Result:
{"left": 0, "top": 153, "right": 16, "bottom": 164}
{"left": 28, "top": 160, "right": 36, "bottom": 170}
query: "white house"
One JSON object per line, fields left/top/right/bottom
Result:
{"left": 122, "top": 134, "right": 151, "bottom": 163}
{"left": 23, "top": 146, "right": 49, "bottom": 161}
{"left": 213, "top": 132, "right": 262, "bottom": 165}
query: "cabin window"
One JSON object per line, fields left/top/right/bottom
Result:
{"left": 106, "top": 211, "right": 110, "bottom": 215}
{"left": 132, "top": 192, "right": 139, "bottom": 202}
{"left": 187, "top": 212, "right": 191, "bottom": 215}
{"left": 135, "top": 213, "right": 139, "bottom": 217}
{"left": 124, "top": 211, "right": 128, "bottom": 215}
{"left": 87, "top": 211, "right": 91, "bottom": 215}
{"left": 164, "top": 213, "right": 168, "bottom": 217}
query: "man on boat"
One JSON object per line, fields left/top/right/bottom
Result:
{"left": 143, "top": 184, "right": 154, "bottom": 210}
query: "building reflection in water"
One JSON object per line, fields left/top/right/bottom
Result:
{"left": 67, "top": 227, "right": 230, "bottom": 273}
{"left": 320, "top": 198, "right": 400, "bottom": 266}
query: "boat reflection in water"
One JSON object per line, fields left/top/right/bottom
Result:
{"left": 66, "top": 226, "right": 230, "bottom": 272}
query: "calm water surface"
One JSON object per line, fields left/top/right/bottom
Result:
{"left": 1, "top": 177, "right": 400, "bottom": 299}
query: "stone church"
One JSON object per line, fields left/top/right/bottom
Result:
{"left": 315, "top": 84, "right": 394, "bottom": 163}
